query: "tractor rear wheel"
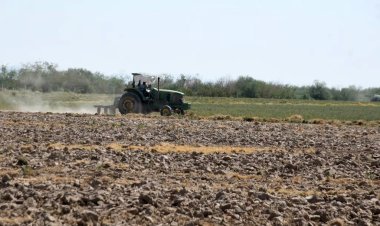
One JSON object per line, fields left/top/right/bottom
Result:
{"left": 118, "top": 92, "right": 142, "bottom": 114}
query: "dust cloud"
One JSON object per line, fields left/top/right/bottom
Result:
{"left": 15, "top": 101, "right": 96, "bottom": 114}
{"left": 0, "top": 90, "right": 111, "bottom": 114}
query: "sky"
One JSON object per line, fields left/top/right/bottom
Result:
{"left": 0, "top": 0, "right": 379, "bottom": 88}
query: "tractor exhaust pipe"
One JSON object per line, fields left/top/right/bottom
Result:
{"left": 157, "top": 77, "right": 160, "bottom": 100}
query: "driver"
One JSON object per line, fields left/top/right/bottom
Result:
{"left": 141, "top": 82, "right": 149, "bottom": 96}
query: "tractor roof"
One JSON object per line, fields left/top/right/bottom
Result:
{"left": 132, "top": 73, "right": 156, "bottom": 84}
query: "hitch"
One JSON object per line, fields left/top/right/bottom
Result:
{"left": 94, "top": 105, "right": 116, "bottom": 115}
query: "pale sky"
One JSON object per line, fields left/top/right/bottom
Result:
{"left": 0, "top": 0, "right": 379, "bottom": 88}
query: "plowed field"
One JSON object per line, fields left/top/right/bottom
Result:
{"left": 0, "top": 112, "right": 379, "bottom": 225}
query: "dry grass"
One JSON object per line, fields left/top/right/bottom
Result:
{"left": 46, "top": 142, "right": 127, "bottom": 152}
{"left": 327, "top": 218, "right": 346, "bottom": 226}
{"left": 269, "top": 186, "right": 355, "bottom": 197}
{"left": 291, "top": 176, "right": 303, "bottom": 184}
{"left": 327, "top": 177, "right": 380, "bottom": 186}
{"left": 17, "top": 175, "right": 77, "bottom": 184}
{"left": 287, "top": 114, "right": 304, "bottom": 123}
{"left": 0, "top": 168, "right": 20, "bottom": 177}
{"left": 265, "top": 175, "right": 378, "bottom": 197}
{"left": 0, "top": 216, "right": 32, "bottom": 224}
{"left": 109, "top": 162, "right": 129, "bottom": 170}
{"left": 47, "top": 143, "right": 97, "bottom": 150}
{"left": 114, "top": 178, "right": 144, "bottom": 186}
{"left": 73, "top": 159, "right": 91, "bottom": 165}
{"left": 106, "top": 143, "right": 125, "bottom": 151}
{"left": 226, "top": 172, "right": 262, "bottom": 180}
{"left": 268, "top": 187, "right": 320, "bottom": 196}
{"left": 129, "top": 143, "right": 284, "bottom": 154}
{"left": 43, "top": 142, "right": 318, "bottom": 156}
{"left": 128, "top": 143, "right": 318, "bottom": 157}
{"left": 199, "top": 221, "right": 219, "bottom": 226}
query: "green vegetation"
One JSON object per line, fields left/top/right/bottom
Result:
{"left": 1, "top": 90, "right": 379, "bottom": 122}
{"left": 1, "top": 62, "right": 379, "bottom": 101}
{"left": 187, "top": 96, "right": 380, "bottom": 121}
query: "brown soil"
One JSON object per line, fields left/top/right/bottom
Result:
{"left": 0, "top": 111, "right": 379, "bottom": 225}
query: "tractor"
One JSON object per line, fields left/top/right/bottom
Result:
{"left": 115, "top": 73, "right": 191, "bottom": 116}
{"left": 371, "top": 94, "right": 380, "bottom": 102}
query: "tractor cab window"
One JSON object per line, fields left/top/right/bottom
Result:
{"left": 133, "top": 73, "right": 156, "bottom": 89}
{"left": 133, "top": 73, "right": 155, "bottom": 98}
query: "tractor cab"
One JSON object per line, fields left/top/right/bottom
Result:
{"left": 130, "top": 73, "right": 155, "bottom": 100}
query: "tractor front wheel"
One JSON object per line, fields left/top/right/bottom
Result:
{"left": 118, "top": 92, "right": 142, "bottom": 114}
{"left": 174, "top": 108, "right": 185, "bottom": 115}
{"left": 160, "top": 105, "right": 173, "bottom": 116}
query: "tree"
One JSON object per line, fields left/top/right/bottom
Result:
{"left": 309, "top": 81, "right": 331, "bottom": 100}
{"left": 340, "top": 86, "right": 358, "bottom": 101}
{"left": 235, "top": 76, "right": 256, "bottom": 98}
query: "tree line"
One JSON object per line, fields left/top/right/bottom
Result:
{"left": 0, "top": 62, "right": 124, "bottom": 94}
{"left": 160, "top": 74, "right": 379, "bottom": 101}
{"left": 1, "top": 62, "right": 379, "bottom": 101}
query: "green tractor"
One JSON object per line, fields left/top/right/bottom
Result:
{"left": 115, "top": 73, "right": 191, "bottom": 116}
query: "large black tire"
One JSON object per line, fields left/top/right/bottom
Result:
{"left": 118, "top": 92, "right": 142, "bottom": 115}
{"left": 174, "top": 108, "right": 185, "bottom": 115}
{"left": 160, "top": 105, "right": 173, "bottom": 116}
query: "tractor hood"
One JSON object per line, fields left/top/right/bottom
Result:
{"left": 152, "top": 88, "right": 184, "bottom": 95}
